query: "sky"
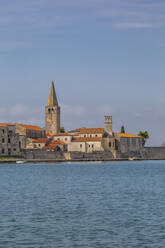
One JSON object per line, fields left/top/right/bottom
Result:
{"left": 0, "top": 0, "right": 165, "bottom": 146}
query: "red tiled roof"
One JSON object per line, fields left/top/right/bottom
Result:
{"left": 54, "top": 132, "right": 79, "bottom": 136}
{"left": 69, "top": 127, "right": 104, "bottom": 134}
{"left": 72, "top": 137, "right": 102, "bottom": 142}
{"left": 46, "top": 132, "right": 55, "bottom": 137}
{"left": 43, "top": 144, "right": 59, "bottom": 150}
{"left": 68, "top": 127, "right": 85, "bottom": 133}
{"left": 18, "top": 124, "right": 44, "bottom": 131}
{"left": 31, "top": 138, "right": 48, "bottom": 143}
{"left": 43, "top": 140, "right": 66, "bottom": 150}
{"left": 51, "top": 140, "right": 67, "bottom": 145}
{"left": 0, "top": 123, "right": 44, "bottom": 131}
{"left": 0, "top": 123, "right": 15, "bottom": 127}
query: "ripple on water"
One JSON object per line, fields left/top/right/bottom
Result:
{"left": 0, "top": 161, "right": 165, "bottom": 247}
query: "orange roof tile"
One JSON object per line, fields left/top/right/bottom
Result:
{"left": 68, "top": 127, "right": 85, "bottom": 133}
{"left": 70, "top": 127, "right": 104, "bottom": 134}
{"left": 115, "top": 132, "right": 142, "bottom": 139}
{"left": 43, "top": 144, "right": 59, "bottom": 150}
{"left": 0, "top": 123, "right": 44, "bottom": 131}
{"left": 31, "top": 138, "right": 48, "bottom": 143}
{"left": 18, "top": 124, "right": 44, "bottom": 131}
{"left": 43, "top": 140, "right": 66, "bottom": 150}
{"left": 0, "top": 123, "right": 15, "bottom": 127}
{"left": 54, "top": 132, "right": 79, "bottom": 136}
{"left": 50, "top": 140, "right": 67, "bottom": 145}
{"left": 72, "top": 137, "right": 102, "bottom": 142}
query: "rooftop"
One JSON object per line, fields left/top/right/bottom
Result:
{"left": 43, "top": 140, "right": 66, "bottom": 150}
{"left": 31, "top": 138, "right": 48, "bottom": 143}
{"left": 72, "top": 137, "right": 102, "bottom": 142}
{"left": 69, "top": 127, "right": 104, "bottom": 134}
{"left": 0, "top": 123, "right": 44, "bottom": 131}
{"left": 115, "top": 132, "right": 142, "bottom": 139}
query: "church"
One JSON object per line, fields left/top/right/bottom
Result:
{"left": 33, "top": 80, "right": 143, "bottom": 156}
{"left": 0, "top": 80, "right": 143, "bottom": 157}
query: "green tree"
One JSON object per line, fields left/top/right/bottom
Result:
{"left": 60, "top": 127, "right": 65, "bottom": 133}
{"left": 138, "top": 131, "right": 149, "bottom": 146}
{"left": 120, "top": 126, "right": 125, "bottom": 133}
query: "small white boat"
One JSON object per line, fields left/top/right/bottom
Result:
{"left": 16, "top": 160, "right": 27, "bottom": 164}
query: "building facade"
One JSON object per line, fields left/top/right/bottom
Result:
{"left": 0, "top": 125, "right": 20, "bottom": 156}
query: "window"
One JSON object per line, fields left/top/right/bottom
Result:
{"left": 38, "top": 144, "right": 41, "bottom": 147}
{"left": 48, "top": 108, "right": 54, "bottom": 114}
{"left": 2, "top": 129, "right": 5, "bottom": 134}
{"left": 2, "top": 148, "right": 5, "bottom": 154}
{"left": 109, "top": 142, "right": 111, "bottom": 148}
{"left": 90, "top": 135, "right": 92, "bottom": 137}
{"left": 92, "top": 144, "right": 94, "bottom": 148}
{"left": 95, "top": 135, "right": 98, "bottom": 137}
{"left": 8, "top": 138, "right": 11, "bottom": 143}
{"left": 2, "top": 138, "right": 5, "bottom": 143}
{"left": 89, "top": 145, "right": 90, "bottom": 148}
{"left": 65, "top": 138, "right": 67, "bottom": 141}
{"left": 13, "top": 148, "right": 16, "bottom": 151}
{"left": 84, "top": 135, "right": 86, "bottom": 138}
{"left": 80, "top": 144, "right": 82, "bottom": 148}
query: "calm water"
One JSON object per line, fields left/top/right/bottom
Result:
{"left": 0, "top": 161, "right": 165, "bottom": 248}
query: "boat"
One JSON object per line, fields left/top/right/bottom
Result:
{"left": 16, "top": 160, "right": 27, "bottom": 164}
{"left": 128, "top": 157, "right": 135, "bottom": 161}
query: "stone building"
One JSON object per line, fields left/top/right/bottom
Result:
{"left": 49, "top": 115, "right": 142, "bottom": 154}
{"left": 69, "top": 137, "right": 103, "bottom": 153}
{"left": 43, "top": 140, "right": 67, "bottom": 152}
{"left": 26, "top": 138, "right": 49, "bottom": 149}
{"left": 0, "top": 123, "right": 45, "bottom": 151}
{"left": 0, "top": 124, "right": 20, "bottom": 156}
{"left": 14, "top": 124, "right": 45, "bottom": 139}
{"left": 114, "top": 132, "right": 143, "bottom": 153}
{"left": 45, "top": 81, "right": 60, "bottom": 135}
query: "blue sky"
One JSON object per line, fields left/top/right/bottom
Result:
{"left": 0, "top": 0, "right": 165, "bottom": 145}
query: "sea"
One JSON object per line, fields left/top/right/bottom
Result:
{"left": 0, "top": 161, "right": 165, "bottom": 248}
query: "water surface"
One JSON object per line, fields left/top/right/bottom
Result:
{"left": 0, "top": 161, "right": 165, "bottom": 248}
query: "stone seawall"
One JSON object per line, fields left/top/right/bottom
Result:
{"left": 22, "top": 147, "right": 165, "bottom": 161}
{"left": 23, "top": 149, "right": 66, "bottom": 160}
{"left": 23, "top": 150, "right": 115, "bottom": 161}
{"left": 141, "top": 147, "right": 165, "bottom": 160}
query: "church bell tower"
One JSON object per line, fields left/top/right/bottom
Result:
{"left": 45, "top": 81, "right": 60, "bottom": 134}
{"left": 104, "top": 116, "right": 112, "bottom": 135}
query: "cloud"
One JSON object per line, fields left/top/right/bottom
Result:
{"left": 1, "top": 0, "right": 165, "bottom": 30}
{"left": 0, "top": 104, "right": 44, "bottom": 127}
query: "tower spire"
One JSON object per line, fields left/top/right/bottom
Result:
{"left": 45, "top": 80, "right": 60, "bottom": 134}
{"left": 48, "top": 80, "right": 58, "bottom": 106}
